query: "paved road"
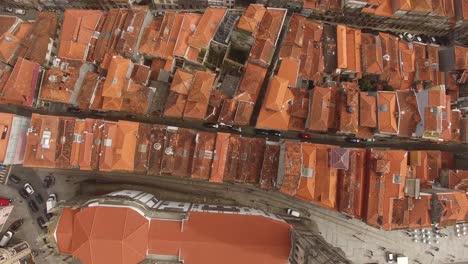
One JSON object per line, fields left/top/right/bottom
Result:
{"left": 17, "top": 166, "right": 468, "bottom": 264}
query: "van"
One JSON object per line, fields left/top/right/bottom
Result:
{"left": 46, "top": 194, "right": 57, "bottom": 213}
{"left": 286, "top": 209, "right": 301, "bottom": 217}
{"left": 0, "top": 231, "right": 13, "bottom": 247}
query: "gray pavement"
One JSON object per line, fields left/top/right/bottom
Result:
{"left": 15, "top": 166, "right": 468, "bottom": 264}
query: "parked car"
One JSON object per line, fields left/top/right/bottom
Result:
{"left": 67, "top": 107, "right": 81, "bottom": 113}
{"left": 0, "top": 164, "right": 5, "bottom": 170}
{"left": 90, "top": 110, "right": 107, "bottom": 117}
{"left": 18, "top": 189, "right": 29, "bottom": 199}
{"left": 125, "top": 114, "right": 136, "bottom": 119}
{"left": 0, "top": 231, "right": 13, "bottom": 247}
{"left": 8, "top": 219, "right": 24, "bottom": 232}
{"left": 0, "top": 198, "right": 14, "bottom": 206}
{"left": 364, "top": 138, "right": 375, "bottom": 142}
{"left": 345, "top": 137, "right": 361, "bottom": 143}
{"left": 43, "top": 176, "right": 55, "bottom": 188}
{"left": 254, "top": 129, "right": 281, "bottom": 137}
{"left": 227, "top": 125, "right": 242, "bottom": 133}
{"left": 14, "top": 9, "right": 25, "bottom": 15}
{"left": 35, "top": 195, "right": 44, "bottom": 205}
{"left": 203, "top": 122, "right": 219, "bottom": 129}
{"left": 9, "top": 174, "right": 20, "bottom": 184}
{"left": 23, "top": 183, "right": 35, "bottom": 195}
{"left": 28, "top": 200, "right": 39, "bottom": 213}
{"left": 36, "top": 217, "right": 46, "bottom": 229}
{"left": 386, "top": 252, "right": 395, "bottom": 263}
{"left": 46, "top": 194, "right": 57, "bottom": 213}
{"left": 286, "top": 208, "right": 301, "bottom": 218}
{"left": 298, "top": 132, "right": 313, "bottom": 140}
{"left": 254, "top": 129, "right": 269, "bottom": 136}
{"left": 5, "top": 7, "right": 13, "bottom": 13}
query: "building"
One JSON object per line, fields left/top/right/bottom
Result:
{"left": 0, "top": 113, "right": 30, "bottom": 166}
{"left": 48, "top": 190, "right": 293, "bottom": 264}
{"left": 0, "top": 241, "right": 35, "bottom": 264}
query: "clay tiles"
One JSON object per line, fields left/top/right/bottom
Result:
{"left": 336, "top": 25, "right": 362, "bottom": 74}
{"left": 146, "top": 125, "right": 166, "bottom": 176}
{"left": 254, "top": 8, "right": 287, "bottom": 45}
{"left": 185, "top": 7, "right": 227, "bottom": 62}
{"left": 115, "top": 7, "right": 148, "bottom": 56}
{"left": 190, "top": 132, "right": 216, "bottom": 180}
{"left": 288, "top": 88, "right": 309, "bottom": 131}
{"left": 0, "top": 113, "right": 13, "bottom": 163}
{"left": 237, "top": 4, "right": 266, "bottom": 33}
{"left": 280, "top": 15, "right": 325, "bottom": 83}
{"left": 339, "top": 82, "right": 359, "bottom": 134}
{"left": 39, "top": 60, "right": 84, "bottom": 104}
{"left": 70, "top": 118, "right": 104, "bottom": 171}
{"left": 409, "top": 150, "right": 441, "bottom": 187}
{"left": 92, "top": 9, "right": 129, "bottom": 63}
{"left": 14, "top": 12, "right": 57, "bottom": 66}
{"left": 209, "top": 132, "right": 230, "bottom": 183}
{"left": 361, "top": 33, "right": 383, "bottom": 75}
{"left": 434, "top": 192, "right": 468, "bottom": 226}
{"left": 249, "top": 38, "right": 275, "bottom": 67}
{"left": 0, "top": 20, "right": 32, "bottom": 64}
{"left": 396, "top": 90, "right": 420, "bottom": 137}
{"left": 399, "top": 41, "right": 415, "bottom": 90}
{"left": 0, "top": 16, "right": 18, "bottom": 37}
{"left": 337, "top": 148, "right": 366, "bottom": 219}
{"left": 164, "top": 69, "right": 193, "bottom": 118}
{"left": 138, "top": 16, "right": 164, "bottom": 58}
{"left": 99, "top": 120, "right": 140, "bottom": 172}
{"left": 377, "top": 91, "right": 400, "bottom": 134}
{"left": 366, "top": 150, "right": 408, "bottom": 230}
{"left": 454, "top": 45, "right": 468, "bottom": 70}
{"left": 277, "top": 57, "right": 300, "bottom": 87}
{"left": 294, "top": 143, "right": 316, "bottom": 202}
{"left": 443, "top": 170, "right": 468, "bottom": 190}
{"left": 256, "top": 76, "right": 294, "bottom": 131}
{"left": 184, "top": 71, "right": 216, "bottom": 120}
{"left": 172, "top": 128, "right": 196, "bottom": 177}
{"left": 379, "top": 33, "right": 401, "bottom": 89}
{"left": 101, "top": 55, "right": 131, "bottom": 110}
{"left": 278, "top": 140, "right": 302, "bottom": 196}
{"left": 58, "top": 9, "right": 104, "bottom": 61}
{"left": 0, "top": 57, "right": 40, "bottom": 107}
{"left": 313, "top": 145, "right": 338, "bottom": 209}
{"left": 359, "top": 92, "right": 377, "bottom": 128}
{"left": 259, "top": 141, "right": 280, "bottom": 190}
{"left": 330, "top": 148, "right": 350, "bottom": 170}
{"left": 307, "top": 86, "right": 336, "bottom": 132}
{"left": 23, "top": 114, "right": 76, "bottom": 169}
{"left": 223, "top": 137, "right": 265, "bottom": 183}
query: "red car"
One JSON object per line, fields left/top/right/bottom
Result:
{"left": 0, "top": 198, "right": 14, "bottom": 206}
{"left": 298, "top": 132, "right": 313, "bottom": 140}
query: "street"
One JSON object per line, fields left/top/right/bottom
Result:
{"left": 9, "top": 165, "right": 468, "bottom": 264}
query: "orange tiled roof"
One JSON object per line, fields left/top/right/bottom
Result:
{"left": 58, "top": 9, "right": 104, "bottom": 61}
{"left": 379, "top": 33, "right": 401, "bottom": 89}
{"left": 289, "top": 88, "right": 309, "bottom": 131}
{"left": 70, "top": 118, "right": 103, "bottom": 171}
{"left": 107, "top": 120, "right": 139, "bottom": 172}
{"left": 164, "top": 92, "right": 187, "bottom": 118}
{"left": 337, "top": 25, "right": 362, "bottom": 73}
{"left": 184, "top": 71, "right": 216, "bottom": 120}
{"left": 307, "top": 86, "right": 333, "bottom": 132}
{"left": 359, "top": 92, "right": 377, "bottom": 128}
{"left": 279, "top": 141, "right": 302, "bottom": 196}
{"left": 102, "top": 55, "right": 131, "bottom": 99}
{"left": 277, "top": 57, "right": 300, "bottom": 87}
{"left": 92, "top": 9, "right": 129, "bottom": 63}
{"left": 209, "top": 132, "right": 230, "bottom": 183}
{"left": 115, "top": 7, "right": 148, "bottom": 56}
{"left": 0, "top": 57, "right": 40, "bottom": 107}
{"left": 362, "top": 33, "right": 383, "bottom": 75}
{"left": 454, "top": 45, "right": 468, "bottom": 70}
{"left": 170, "top": 69, "right": 194, "bottom": 95}
{"left": 377, "top": 91, "right": 399, "bottom": 134}
{"left": 295, "top": 143, "right": 316, "bottom": 202}
{"left": 190, "top": 131, "right": 216, "bottom": 180}
{"left": 256, "top": 76, "right": 294, "bottom": 131}
{"left": 173, "top": 13, "right": 202, "bottom": 58}
{"left": 249, "top": 38, "right": 275, "bottom": 67}
{"left": 237, "top": 4, "right": 266, "bottom": 33}
{"left": 339, "top": 82, "right": 359, "bottom": 134}
{"left": 0, "top": 21, "right": 32, "bottom": 64}
{"left": 138, "top": 16, "right": 164, "bottom": 58}
{"left": 260, "top": 142, "right": 280, "bottom": 190}
{"left": 236, "top": 62, "right": 267, "bottom": 103}
{"left": 428, "top": 86, "right": 446, "bottom": 107}
{"left": 396, "top": 90, "right": 420, "bottom": 137}
{"left": 39, "top": 60, "right": 83, "bottom": 104}
{"left": 254, "top": 8, "right": 286, "bottom": 44}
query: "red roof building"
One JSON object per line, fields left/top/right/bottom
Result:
{"left": 359, "top": 92, "right": 377, "bottom": 128}
{"left": 377, "top": 91, "right": 400, "bottom": 135}
{"left": 307, "top": 86, "right": 337, "bottom": 132}
{"left": 183, "top": 71, "right": 216, "bottom": 120}
{"left": 191, "top": 132, "right": 216, "bottom": 180}
{"left": 336, "top": 25, "right": 362, "bottom": 74}
{"left": 338, "top": 82, "right": 359, "bottom": 134}
{"left": 209, "top": 132, "right": 230, "bottom": 183}
{"left": 70, "top": 118, "right": 104, "bottom": 171}
{"left": 259, "top": 141, "right": 280, "bottom": 190}
{"left": 361, "top": 33, "right": 383, "bottom": 75}
{"left": 0, "top": 113, "right": 30, "bottom": 165}
{"left": 379, "top": 33, "right": 401, "bottom": 89}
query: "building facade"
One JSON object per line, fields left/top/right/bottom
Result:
{"left": 0, "top": 241, "right": 35, "bottom": 264}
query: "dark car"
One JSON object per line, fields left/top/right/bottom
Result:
{"left": 203, "top": 122, "right": 219, "bottom": 129}
{"left": 254, "top": 129, "right": 282, "bottom": 137}
{"left": 254, "top": 129, "right": 270, "bottom": 136}
{"left": 125, "top": 114, "right": 137, "bottom": 119}
{"left": 9, "top": 174, "right": 20, "bottom": 184}
{"left": 298, "top": 132, "right": 313, "bottom": 140}
{"left": 43, "top": 175, "right": 55, "bottom": 188}
{"left": 36, "top": 217, "right": 46, "bottom": 229}
{"left": 28, "top": 200, "right": 39, "bottom": 213}
{"left": 67, "top": 107, "right": 81, "bottom": 113}
{"left": 345, "top": 137, "right": 361, "bottom": 143}
{"left": 18, "top": 189, "right": 29, "bottom": 199}
{"left": 8, "top": 219, "right": 24, "bottom": 232}
{"left": 35, "top": 194, "right": 44, "bottom": 205}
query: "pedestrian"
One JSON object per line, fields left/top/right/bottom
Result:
{"left": 378, "top": 246, "right": 386, "bottom": 251}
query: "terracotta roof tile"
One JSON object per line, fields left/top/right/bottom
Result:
{"left": 172, "top": 128, "right": 196, "bottom": 177}
{"left": 254, "top": 8, "right": 286, "bottom": 45}
{"left": 362, "top": 33, "right": 383, "bottom": 75}
{"left": 279, "top": 141, "right": 302, "bottom": 196}
{"left": 233, "top": 101, "right": 255, "bottom": 126}
{"left": 237, "top": 4, "right": 266, "bottom": 33}
{"left": 339, "top": 82, "right": 359, "bottom": 134}
{"left": 337, "top": 25, "right": 362, "bottom": 73}
{"left": 209, "top": 132, "right": 230, "bottom": 183}
{"left": 70, "top": 118, "right": 103, "bottom": 171}
{"left": 377, "top": 91, "right": 399, "bottom": 134}
{"left": 260, "top": 141, "right": 280, "bottom": 190}
{"left": 14, "top": 12, "right": 58, "bottom": 66}
{"left": 307, "top": 86, "right": 334, "bottom": 132}
{"left": 138, "top": 16, "right": 164, "bottom": 58}
{"left": 0, "top": 113, "right": 14, "bottom": 163}
{"left": 170, "top": 69, "right": 194, "bottom": 95}
{"left": 115, "top": 7, "right": 148, "bottom": 56}
{"left": 164, "top": 92, "right": 187, "bottom": 118}
{"left": 147, "top": 125, "right": 166, "bottom": 176}
{"left": 454, "top": 46, "right": 468, "bottom": 70}
{"left": 0, "top": 21, "right": 32, "bottom": 64}
{"left": 359, "top": 92, "right": 377, "bottom": 128}
{"left": 249, "top": 38, "right": 275, "bottom": 67}
{"left": 277, "top": 57, "right": 300, "bottom": 87}
{"left": 92, "top": 9, "right": 129, "bottom": 63}
{"left": 396, "top": 90, "right": 420, "bottom": 137}
{"left": 102, "top": 56, "right": 131, "bottom": 105}
{"left": 184, "top": 71, "right": 216, "bottom": 120}
{"left": 39, "top": 60, "right": 83, "bottom": 104}
{"left": 379, "top": 33, "right": 401, "bottom": 89}
{"left": 236, "top": 62, "right": 267, "bottom": 102}
{"left": 190, "top": 131, "right": 216, "bottom": 180}
{"left": 0, "top": 16, "right": 18, "bottom": 37}
{"left": 0, "top": 57, "right": 40, "bottom": 107}
{"left": 295, "top": 143, "right": 316, "bottom": 202}
{"left": 58, "top": 9, "right": 104, "bottom": 61}
{"left": 314, "top": 146, "right": 338, "bottom": 209}
{"left": 173, "top": 13, "right": 202, "bottom": 58}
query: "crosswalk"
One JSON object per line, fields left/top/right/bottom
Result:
{"left": 0, "top": 165, "right": 11, "bottom": 185}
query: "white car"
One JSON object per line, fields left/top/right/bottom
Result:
{"left": 286, "top": 209, "right": 300, "bottom": 218}
{"left": 14, "top": 9, "right": 25, "bottom": 15}
{"left": 46, "top": 194, "right": 57, "bottom": 213}
{"left": 23, "top": 183, "right": 34, "bottom": 195}
{"left": 0, "top": 231, "right": 13, "bottom": 247}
